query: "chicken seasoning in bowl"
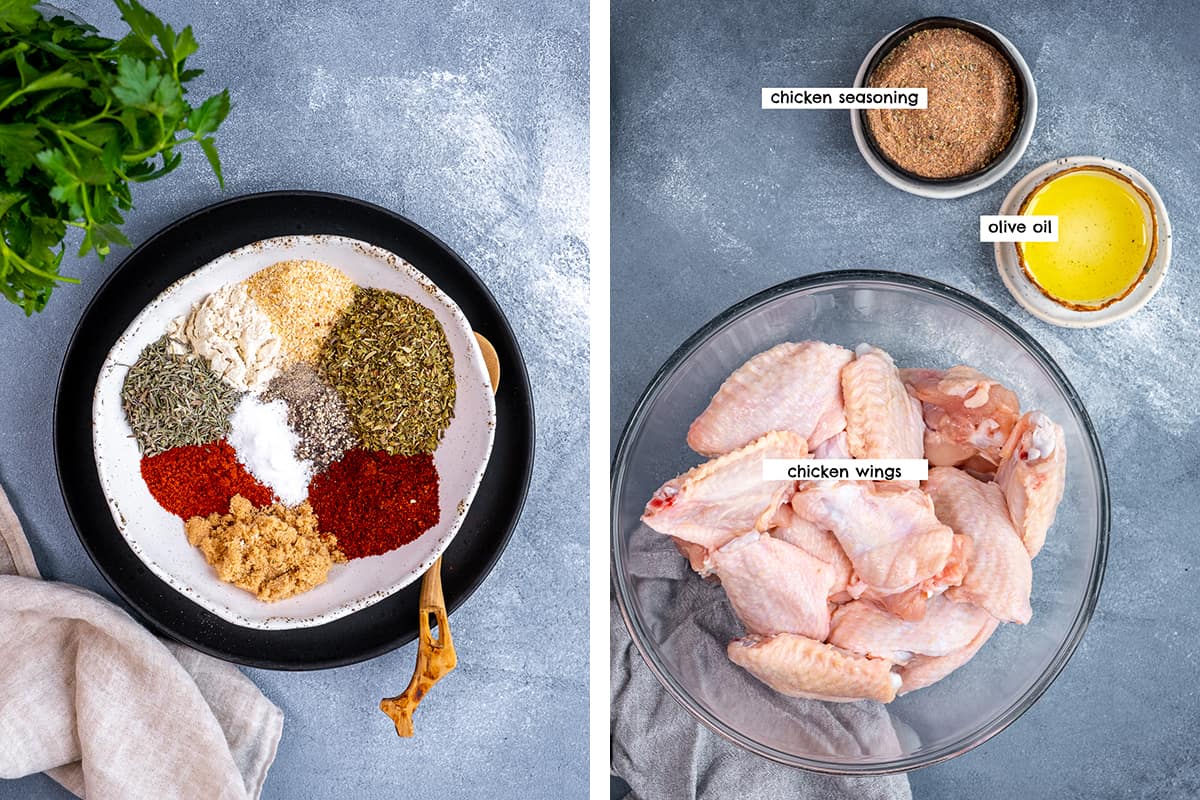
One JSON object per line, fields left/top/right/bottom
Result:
{"left": 865, "top": 27, "right": 1019, "bottom": 180}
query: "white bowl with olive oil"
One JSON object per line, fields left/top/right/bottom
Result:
{"left": 995, "top": 156, "right": 1170, "bottom": 327}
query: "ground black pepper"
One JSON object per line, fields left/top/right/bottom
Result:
{"left": 262, "top": 363, "right": 357, "bottom": 472}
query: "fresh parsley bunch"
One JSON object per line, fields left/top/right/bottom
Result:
{"left": 0, "top": 0, "right": 230, "bottom": 314}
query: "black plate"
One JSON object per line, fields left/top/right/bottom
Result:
{"left": 54, "top": 191, "right": 535, "bottom": 670}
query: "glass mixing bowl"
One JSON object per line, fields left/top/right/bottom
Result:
{"left": 611, "top": 270, "right": 1108, "bottom": 773}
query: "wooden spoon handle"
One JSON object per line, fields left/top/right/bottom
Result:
{"left": 379, "top": 333, "right": 499, "bottom": 738}
{"left": 380, "top": 555, "right": 456, "bottom": 737}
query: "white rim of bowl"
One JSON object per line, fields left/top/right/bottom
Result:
{"left": 994, "top": 156, "right": 1172, "bottom": 328}
{"left": 849, "top": 20, "right": 1038, "bottom": 199}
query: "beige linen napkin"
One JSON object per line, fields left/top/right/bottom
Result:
{"left": 0, "top": 483, "right": 283, "bottom": 800}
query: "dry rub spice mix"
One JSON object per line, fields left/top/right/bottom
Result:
{"left": 865, "top": 27, "right": 1019, "bottom": 179}
{"left": 120, "top": 259, "right": 458, "bottom": 602}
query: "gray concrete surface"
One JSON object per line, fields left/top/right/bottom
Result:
{"left": 0, "top": 1, "right": 587, "bottom": 797}
{"left": 612, "top": 1, "right": 1200, "bottom": 797}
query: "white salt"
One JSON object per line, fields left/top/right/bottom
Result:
{"left": 227, "top": 395, "right": 312, "bottom": 506}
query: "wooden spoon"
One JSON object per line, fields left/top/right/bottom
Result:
{"left": 380, "top": 333, "right": 500, "bottom": 737}
{"left": 474, "top": 331, "right": 501, "bottom": 393}
{"left": 379, "top": 559, "right": 456, "bottom": 737}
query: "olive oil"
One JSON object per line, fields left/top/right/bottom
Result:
{"left": 1016, "top": 166, "right": 1156, "bottom": 310}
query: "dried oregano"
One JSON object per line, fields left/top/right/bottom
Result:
{"left": 318, "top": 288, "right": 456, "bottom": 456}
{"left": 121, "top": 336, "right": 240, "bottom": 456}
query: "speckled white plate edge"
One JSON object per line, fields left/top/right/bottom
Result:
{"left": 994, "top": 156, "right": 1172, "bottom": 328}
{"left": 91, "top": 234, "right": 496, "bottom": 630}
{"left": 849, "top": 20, "right": 1038, "bottom": 200}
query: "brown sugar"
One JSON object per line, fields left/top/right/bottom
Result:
{"left": 865, "top": 27, "right": 1019, "bottom": 179}
{"left": 185, "top": 494, "right": 346, "bottom": 602}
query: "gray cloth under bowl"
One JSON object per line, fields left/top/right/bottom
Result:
{"left": 611, "top": 527, "right": 912, "bottom": 799}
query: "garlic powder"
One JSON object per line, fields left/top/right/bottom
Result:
{"left": 167, "top": 283, "right": 284, "bottom": 392}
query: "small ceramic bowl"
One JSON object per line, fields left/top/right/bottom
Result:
{"left": 995, "top": 156, "right": 1171, "bottom": 327}
{"left": 850, "top": 17, "right": 1037, "bottom": 199}
{"left": 92, "top": 234, "right": 496, "bottom": 630}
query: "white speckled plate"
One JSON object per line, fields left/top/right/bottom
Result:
{"left": 92, "top": 234, "right": 496, "bottom": 630}
{"left": 995, "top": 156, "right": 1172, "bottom": 328}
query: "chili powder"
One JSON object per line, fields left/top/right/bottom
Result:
{"left": 141, "top": 440, "right": 274, "bottom": 519}
{"left": 307, "top": 449, "right": 440, "bottom": 559}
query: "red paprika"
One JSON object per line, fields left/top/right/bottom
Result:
{"left": 141, "top": 440, "right": 274, "bottom": 519}
{"left": 308, "top": 449, "right": 440, "bottom": 559}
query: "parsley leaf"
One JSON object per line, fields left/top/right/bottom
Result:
{"left": 0, "top": 0, "right": 228, "bottom": 314}
{"left": 0, "top": 1, "right": 39, "bottom": 31}
{"left": 0, "top": 121, "right": 39, "bottom": 182}
{"left": 187, "top": 89, "right": 229, "bottom": 137}
{"left": 112, "top": 55, "right": 162, "bottom": 108}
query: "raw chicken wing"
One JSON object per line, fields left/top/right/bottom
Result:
{"left": 996, "top": 411, "right": 1066, "bottom": 558}
{"left": 641, "top": 431, "right": 806, "bottom": 550}
{"left": 710, "top": 532, "right": 835, "bottom": 640}
{"left": 728, "top": 633, "right": 899, "bottom": 703}
{"left": 687, "top": 341, "right": 853, "bottom": 456}
{"left": 828, "top": 596, "right": 993, "bottom": 663}
{"left": 842, "top": 345, "right": 925, "bottom": 461}
{"left": 812, "top": 431, "right": 850, "bottom": 459}
{"left": 672, "top": 537, "right": 711, "bottom": 575}
{"left": 856, "top": 533, "right": 971, "bottom": 620}
{"left": 790, "top": 482, "right": 953, "bottom": 595}
{"left": 925, "top": 467, "right": 1033, "bottom": 623}
{"left": 901, "top": 366, "right": 1020, "bottom": 469}
{"left": 770, "top": 505, "right": 853, "bottom": 600}
{"left": 899, "top": 617, "right": 999, "bottom": 693}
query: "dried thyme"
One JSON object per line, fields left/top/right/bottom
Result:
{"left": 318, "top": 288, "right": 456, "bottom": 456}
{"left": 262, "top": 363, "right": 358, "bottom": 472}
{"left": 121, "top": 336, "right": 241, "bottom": 456}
